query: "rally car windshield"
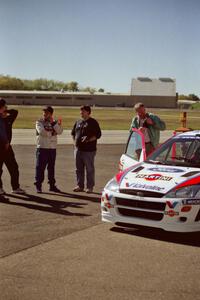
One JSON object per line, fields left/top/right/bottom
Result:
{"left": 146, "top": 136, "right": 200, "bottom": 168}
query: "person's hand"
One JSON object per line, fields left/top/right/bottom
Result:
{"left": 57, "top": 117, "right": 62, "bottom": 125}
{"left": 81, "top": 136, "right": 88, "bottom": 143}
{"left": 139, "top": 127, "right": 145, "bottom": 133}
{"left": 145, "top": 117, "right": 154, "bottom": 125}
{"left": 50, "top": 116, "right": 54, "bottom": 124}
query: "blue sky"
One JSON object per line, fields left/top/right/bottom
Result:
{"left": 0, "top": 0, "right": 200, "bottom": 95}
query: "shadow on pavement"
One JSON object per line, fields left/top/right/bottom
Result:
{"left": 1, "top": 193, "right": 91, "bottom": 217}
{"left": 43, "top": 191, "right": 101, "bottom": 203}
{"left": 110, "top": 226, "right": 200, "bottom": 248}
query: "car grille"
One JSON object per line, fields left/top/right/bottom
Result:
{"left": 115, "top": 197, "right": 166, "bottom": 211}
{"left": 119, "top": 189, "right": 165, "bottom": 198}
{"left": 115, "top": 197, "right": 165, "bottom": 221}
{"left": 117, "top": 207, "right": 163, "bottom": 221}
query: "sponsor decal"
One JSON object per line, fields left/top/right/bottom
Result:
{"left": 135, "top": 173, "right": 172, "bottom": 181}
{"left": 102, "top": 193, "right": 114, "bottom": 209}
{"left": 181, "top": 206, "right": 191, "bottom": 213}
{"left": 105, "top": 193, "right": 113, "bottom": 201}
{"left": 128, "top": 183, "right": 165, "bottom": 191}
{"left": 166, "top": 201, "right": 179, "bottom": 209}
{"left": 104, "top": 202, "right": 114, "bottom": 209}
{"left": 182, "top": 199, "right": 200, "bottom": 205}
{"left": 164, "top": 210, "right": 179, "bottom": 217}
{"left": 147, "top": 167, "right": 184, "bottom": 173}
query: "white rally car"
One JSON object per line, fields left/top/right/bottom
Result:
{"left": 101, "top": 130, "right": 200, "bottom": 232}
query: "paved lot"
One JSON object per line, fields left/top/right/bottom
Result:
{"left": 0, "top": 142, "right": 200, "bottom": 300}
{"left": 11, "top": 129, "right": 173, "bottom": 145}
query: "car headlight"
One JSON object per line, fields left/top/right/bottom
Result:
{"left": 164, "top": 184, "right": 200, "bottom": 198}
{"left": 104, "top": 177, "right": 119, "bottom": 192}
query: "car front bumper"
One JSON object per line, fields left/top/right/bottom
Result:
{"left": 101, "top": 189, "right": 200, "bottom": 232}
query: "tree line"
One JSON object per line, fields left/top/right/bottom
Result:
{"left": 0, "top": 75, "right": 105, "bottom": 94}
{"left": 1, "top": 75, "right": 199, "bottom": 99}
{"left": 178, "top": 94, "right": 199, "bottom": 101}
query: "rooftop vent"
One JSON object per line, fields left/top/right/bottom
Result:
{"left": 159, "top": 78, "right": 174, "bottom": 82}
{"left": 137, "top": 77, "right": 152, "bottom": 82}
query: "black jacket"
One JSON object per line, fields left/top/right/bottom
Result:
{"left": 0, "top": 116, "right": 8, "bottom": 151}
{"left": 71, "top": 117, "right": 101, "bottom": 151}
{"left": 4, "top": 109, "right": 18, "bottom": 142}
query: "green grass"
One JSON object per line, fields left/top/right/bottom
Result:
{"left": 8, "top": 105, "right": 200, "bottom": 130}
{"left": 191, "top": 102, "right": 200, "bottom": 110}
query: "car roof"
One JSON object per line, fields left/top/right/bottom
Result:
{"left": 173, "top": 130, "right": 200, "bottom": 139}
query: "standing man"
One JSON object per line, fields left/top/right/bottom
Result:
{"left": 1, "top": 103, "right": 25, "bottom": 194}
{"left": 35, "top": 106, "right": 63, "bottom": 193}
{"left": 0, "top": 98, "right": 9, "bottom": 195}
{"left": 71, "top": 105, "right": 101, "bottom": 193}
{"left": 130, "top": 102, "right": 166, "bottom": 155}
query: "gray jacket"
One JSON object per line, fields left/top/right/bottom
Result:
{"left": 36, "top": 118, "right": 63, "bottom": 149}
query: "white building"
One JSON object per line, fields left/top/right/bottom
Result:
{"left": 131, "top": 77, "right": 176, "bottom": 97}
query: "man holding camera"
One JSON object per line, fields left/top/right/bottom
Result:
{"left": 35, "top": 106, "right": 63, "bottom": 193}
{"left": 130, "top": 102, "right": 166, "bottom": 155}
{"left": 71, "top": 105, "right": 101, "bottom": 193}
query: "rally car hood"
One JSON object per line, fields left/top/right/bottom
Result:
{"left": 120, "top": 163, "right": 200, "bottom": 194}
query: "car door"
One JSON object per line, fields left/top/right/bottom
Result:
{"left": 119, "top": 128, "right": 146, "bottom": 171}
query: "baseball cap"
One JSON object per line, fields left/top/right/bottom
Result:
{"left": 43, "top": 106, "right": 54, "bottom": 114}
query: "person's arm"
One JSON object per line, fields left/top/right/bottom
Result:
{"left": 149, "top": 114, "right": 166, "bottom": 131}
{"left": 129, "top": 117, "right": 138, "bottom": 132}
{"left": 6, "top": 109, "right": 18, "bottom": 124}
{"left": 94, "top": 120, "right": 101, "bottom": 140}
{"left": 36, "top": 120, "right": 51, "bottom": 137}
{"left": 52, "top": 121, "right": 63, "bottom": 135}
{"left": 86, "top": 119, "right": 101, "bottom": 142}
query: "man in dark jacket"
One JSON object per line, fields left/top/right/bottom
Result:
{"left": 0, "top": 98, "right": 9, "bottom": 195}
{"left": 0, "top": 99, "right": 25, "bottom": 194}
{"left": 71, "top": 105, "right": 101, "bottom": 193}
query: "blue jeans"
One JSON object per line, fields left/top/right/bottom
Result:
{"left": 74, "top": 150, "right": 96, "bottom": 189}
{"left": 35, "top": 148, "right": 56, "bottom": 188}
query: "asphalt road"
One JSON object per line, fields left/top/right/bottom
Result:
{"left": 0, "top": 144, "right": 200, "bottom": 300}
{"left": 11, "top": 129, "right": 173, "bottom": 145}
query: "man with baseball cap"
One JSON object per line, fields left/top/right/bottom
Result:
{"left": 35, "top": 106, "right": 63, "bottom": 193}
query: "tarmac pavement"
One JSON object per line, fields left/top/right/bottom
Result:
{"left": 0, "top": 136, "right": 200, "bottom": 300}
{"left": 11, "top": 129, "right": 173, "bottom": 145}
{"left": 1, "top": 222, "right": 200, "bottom": 300}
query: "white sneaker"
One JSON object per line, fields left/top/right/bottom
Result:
{"left": 12, "top": 188, "right": 26, "bottom": 194}
{"left": 0, "top": 188, "right": 5, "bottom": 195}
